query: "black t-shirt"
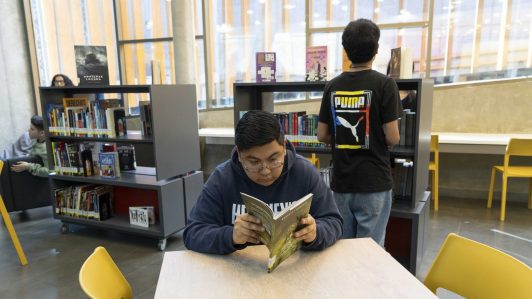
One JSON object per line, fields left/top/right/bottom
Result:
{"left": 319, "top": 70, "right": 401, "bottom": 193}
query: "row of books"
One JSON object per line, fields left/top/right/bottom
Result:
{"left": 392, "top": 158, "right": 414, "bottom": 200}
{"left": 51, "top": 141, "right": 135, "bottom": 178}
{"left": 398, "top": 110, "right": 417, "bottom": 147}
{"left": 53, "top": 184, "right": 113, "bottom": 220}
{"left": 47, "top": 98, "right": 127, "bottom": 137}
{"left": 273, "top": 112, "right": 326, "bottom": 148}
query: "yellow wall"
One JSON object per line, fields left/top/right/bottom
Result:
{"left": 431, "top": 77, "right": 532, "bottom": 133}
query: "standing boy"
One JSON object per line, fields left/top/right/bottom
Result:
{"left": 317, "top": 19, "right": 401, "bottom": 246}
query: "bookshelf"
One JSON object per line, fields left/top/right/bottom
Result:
{"left": 233, "top": 79, "right": 434, "bottom": 274}
{"left": 40, "top": 84, "right": 203, "bottom": 250}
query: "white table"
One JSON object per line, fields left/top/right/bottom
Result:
{"left": 155, "top": 238, "right": 437, "bottom": 299}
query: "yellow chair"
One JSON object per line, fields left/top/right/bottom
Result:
{"left": 487, "top": 138, "right": 532, "bottom": 221}
{"left": 0, "top": 160, "right": 28, "bottom": 266}
{"left": 424, "top": 233, "right": 532, "bottom": 299}
{"left": 306, "top": 153, "right": 320, "bottom": 169}
{"left": 79, "top": 246, "right": 132, "bottom": 299}
{"left": 428, "top": 134, "right": 439, "bottom": 210}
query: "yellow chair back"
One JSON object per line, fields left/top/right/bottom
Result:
{"left": 306, "top": 153, "right": 320, "bottom": 169}
{"left": 79, "top": 246, "right": 132, "bottom": 299}
{"left": 505, "top": 138, "right": 532, "bottom": 161}
{"left": 424, "top": 233, "right": 532, "bottom": 299}
{"left": 430, "top": 134, "right": 439, "bottom": 153}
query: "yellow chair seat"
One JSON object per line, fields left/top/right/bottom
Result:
{"left": 493, "top": 165, "right": 532, "bottom": 177}
{"left": 424, "top": 233, "right": 532, "bottom": 299}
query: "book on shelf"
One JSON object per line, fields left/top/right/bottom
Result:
{"left": 105, "top": 107, "right": 127, "bottom": 137}
{"left": 392, "top": 158, "right": 414, "bottom": 201}
{"left": 305, "top": 46, "right": 327, "bottom": 82}
{"left": 139, "top": 101, "right": 153, "bottom": 136}
{"left": 256, "top": 52, "right": 276, "bottom": 82}
{"left": 75, "top": 45, "right": 110, "bottom": 85}
{"left": 241, "top": 192, "right": 313, "bottom": 273}
{"left": 117, "top": 144, "right": 136, "bottom": 171}
{"left": 129, "top": 206, "right": 155, "bottom": 228}
{"left": 99, "top": 152, "right": 121, "bottom": 178}
{"left": 389, "top": 47, "right": 413, "bottom": 79}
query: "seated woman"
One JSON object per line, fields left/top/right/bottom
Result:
{"left": 50, "top": 73, "right": 75, "bottom": 87}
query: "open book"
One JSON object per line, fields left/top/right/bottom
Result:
{"left": 240, "top": 192, "right": 313, "bottom": 273}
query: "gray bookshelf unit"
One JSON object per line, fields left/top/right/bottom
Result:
{"left": 40, "top": 84, "right": 202, "bottom": 250}
{"left": 233, "top": 79, "right": 434, "bottom": 274}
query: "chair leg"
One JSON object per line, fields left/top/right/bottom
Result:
{"left": 487, "top": 167, "right": 496, "bottom": 208}
{"left": 433, "top": 168, "right": 439, "bottom": 211}
{"left": 528, "top": 178, "right": 532, "bottom": 210}
{"left": 500, "top": 175, "right": 508, "bottom": 221}
{"left": 0, "top": 195, "right": 28, "bottom": 266}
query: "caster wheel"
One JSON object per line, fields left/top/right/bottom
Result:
{"left": 158, "top": 238, "right": 167, "bottom": 251}
{"left": 60, "top": 223, "right": 69, "bottom": 234}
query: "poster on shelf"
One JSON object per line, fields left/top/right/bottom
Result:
{"left": 75, "top": 45, "right": 110, "bottom": 85}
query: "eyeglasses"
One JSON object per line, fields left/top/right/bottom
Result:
{"left": 241, "top": 158, "right": 284, "bottom": 173}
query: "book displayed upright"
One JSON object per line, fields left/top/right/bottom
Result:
{"left": 75, "top": 45, "right": 110, "bottom": 85}
{"left": 99, "top": 152, "right": 121, "bottom": 178}
{"left": 305, "top": 46, "right": 327, "bottom": 81}
{"left": 389, "top": 47, "right": 413, "bottom": 79}
{"left": 256, "top": 52, "right": 276, "bottom": 82}
{"left": 241, "top": 192, "right": 313, "bottom": 273}
{"left": 105, "top": 107, "right": 127, "bottom": 137}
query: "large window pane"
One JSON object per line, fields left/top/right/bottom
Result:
{"left": 30, "top": 0, "right": 119, "bottom": 86}
{"left": 118, "top": 0, "right": 172, "bottom": 40}
{"left": 208, "top": 0, "right": 305, "bottom": 108}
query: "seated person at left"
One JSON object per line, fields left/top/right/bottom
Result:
{"left": 10, "top": 115, "right": 49, "bottom": 177}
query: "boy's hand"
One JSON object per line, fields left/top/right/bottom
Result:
{"left": 11, "top": 162, "right": 29, "bottom": 172}
{"left": 294, "top": 214, "right": 316, "bottom": 243}
{"left": 233, "top": 213, "right": 265, "bottom": 245}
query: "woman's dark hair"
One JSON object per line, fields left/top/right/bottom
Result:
{"left": 342, "top": 19, "right": 380, "bottom": 64}
{"left": 235, "top": 110, "right": 284, "bottom": 151}
{"left": 31, "top": 115, "right": 44, "bottom": 131}
{"left": 50, "top": 74, "right": 75, "bottom": 87}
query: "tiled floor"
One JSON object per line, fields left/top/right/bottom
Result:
{"left": 1, "top": 197, "right": 530, "bottom": 298}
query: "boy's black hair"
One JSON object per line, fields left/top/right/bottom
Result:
{"left": 31, "top": 115, "right": 44, "bottom": 131}
{"left": 235, "top": 110, "right": 284, "bottom": 151}
{"left": 342, "top": 19, "right": 380, "bottom": 64}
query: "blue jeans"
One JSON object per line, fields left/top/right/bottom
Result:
{"left": 334, "top": 190, "right": 392, "bottom": 246}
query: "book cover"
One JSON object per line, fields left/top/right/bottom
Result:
{"left": 256, "top": 52, "right": 276, "bottom": 82}
{"left": 80, "top": 148, "right": 94, "bottom": 176}
{"left": 99, "top": 152, "right": 120, "bottom": 178}
{"left": 105, "top": 107, "right": 126, "bottom": 137}
{"left": 390, "top": 47, "right": 413, "bottom": 79}
{"left": 241, "top": 192, "right": 313, "bottom": 273}
{"left": 75, "top": 45, "right": 110, "bottom": 85}
{"left": 117, "top": 144, "right": 136, "bottom": 171}
{"left": 129, "top": 206, "right": 155, "bottom": 227}
{"left": 305, "top": 46, "right": 327, "bottom": 81}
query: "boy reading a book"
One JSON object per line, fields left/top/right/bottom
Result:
{"left": 184, "top": 110, "right": 342, "bottom": 254}
{"left": 317, "top": 19, "right": 402, "bottom": 246}
{"left": 10, "top": 115, "right": 50, "bottom": 177}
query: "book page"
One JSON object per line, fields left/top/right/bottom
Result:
{"left": 241, "top": 193, "right": 274, "bottom": 246}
